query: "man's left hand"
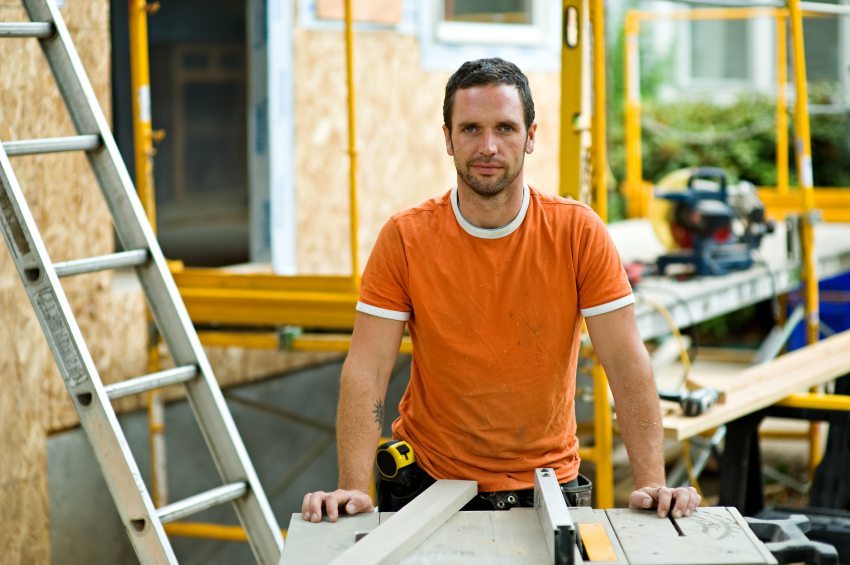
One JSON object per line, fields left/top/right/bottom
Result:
{"left": 629, "top": 486, "right": 701, "bottom": 518}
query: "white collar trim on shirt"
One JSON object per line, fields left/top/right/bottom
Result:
{"left": 450, "top": 184, "right": 530, "bottom": 240}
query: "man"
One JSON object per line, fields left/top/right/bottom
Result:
{"left": 302, "top": 58, "right": 699, "bottom": 523}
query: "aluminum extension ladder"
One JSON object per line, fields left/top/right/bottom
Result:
{"left": 0, "top": 2, "right": 283, "bottom": 563}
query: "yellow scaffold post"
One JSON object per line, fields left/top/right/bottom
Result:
{"left": 129, "top": 0, "right": 168, "bottom": 508}
{"left": 562, "top": 0, "right": 616, "bottom": 509}
{"left": 787, "top": 0, "right": 822, "bottom": 473}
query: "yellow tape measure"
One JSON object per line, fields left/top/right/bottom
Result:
{"left": 376, "top": 440, "right": 416, "bottom": 479}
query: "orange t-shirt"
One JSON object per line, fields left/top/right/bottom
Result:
{"left": 356, "top": 186, "right": 634, "bottom": 492}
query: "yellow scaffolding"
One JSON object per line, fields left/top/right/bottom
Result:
{"left": 622, "top": 5, "right": 850, "bottom": 220}
{"left": 620, "top": 1, "right": 850, "bottom": 478}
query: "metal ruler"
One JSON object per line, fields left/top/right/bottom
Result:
{"left": 0, "top": 2, "right": 282, "bottom": 563}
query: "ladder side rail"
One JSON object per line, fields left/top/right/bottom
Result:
{"left": 0, "top": 145, "right": 177, "bottom": 564}
{"left": 22, "top": 2, "right": 284, "bottom": 561}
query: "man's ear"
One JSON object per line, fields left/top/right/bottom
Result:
{"left": 525, "top": 121, "right": 537, "bottom": 154}
{"left": 442, "top": 124, "right": 454, "bottom": 156}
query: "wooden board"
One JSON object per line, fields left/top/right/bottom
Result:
{"left": 327, "top": 480, "right": 476, "bottom": 564}
{"left": 605, "top": 507, "right": 776, "bottom": 565}
{"left": 663, "top": 329, "right": 850, "bottom": 441}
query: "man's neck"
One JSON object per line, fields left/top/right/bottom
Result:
{"left": 456, "top": 179, "right": 525, "bottom": 229}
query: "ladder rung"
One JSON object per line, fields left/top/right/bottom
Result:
{"left": 54, "top": 249, "right": 148, "bottom": 277}
{"left": 104, "top": 365, "right": 198, "bottom": 400}
{"left": 3, "top": 135, "right": 101, "bottom": 157}
{"left": 157, "top": 482, "right": 249, "bottom": 524}
{"left": 0, "top": 22, "right": 54, "bottom": 38}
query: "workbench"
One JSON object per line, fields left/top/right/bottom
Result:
{"left": 610, "top": 220, "right": 850, "bottom": 516}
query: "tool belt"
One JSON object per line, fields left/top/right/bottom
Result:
{"left": 376, "top": 457, "right": 593, "bottom": 512}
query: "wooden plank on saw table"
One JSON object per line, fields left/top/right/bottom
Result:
{"left": 328, "top": 479, "right": 477, "bottom": 565}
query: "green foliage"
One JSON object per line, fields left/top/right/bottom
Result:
{"left": 640, "top": 94, "right": 781, "bottom": 186}
{"left": 608, "top": 85, "right": 850, "bottom": 191}
{"left": 807, "top": 83, "right": 850, "bottom": 187}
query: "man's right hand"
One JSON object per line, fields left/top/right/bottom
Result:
{"left": 301, "top": 489, "right": 374, "bottom": 523}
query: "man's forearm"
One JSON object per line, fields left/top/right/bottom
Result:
{"left": 587, "top": 307, "right": 667, "bottom": 489}
{"left": 336, "top": 362, "right": 386, "bottom": 493}
{"left": 611, "top": 367, "right": 666, "bottom": 488}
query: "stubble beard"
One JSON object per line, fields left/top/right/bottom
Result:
{"left": 456, "top": 151, "right": 525, "bottom": 199}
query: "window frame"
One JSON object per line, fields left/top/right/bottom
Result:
{"left": 433, "top": 0, "right": 549, "bottom": 47}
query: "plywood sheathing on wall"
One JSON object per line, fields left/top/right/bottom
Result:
{"left": 294, "top": 29, "right": 561, "bottom": 275}
{"left": 0, "top": 475, "right": 50, "bottom": 564}
{"left": 0, "top": 1, "right": 122, "bottom": 559}
{"left": 208, "top": 348, "right": 342, "bottom": 389}
{"left": 0, "top": 295, "right": 50, "bottom": 564}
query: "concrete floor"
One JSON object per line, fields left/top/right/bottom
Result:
{"left": 48, "top": 355, "right": 412, "bottom": 564}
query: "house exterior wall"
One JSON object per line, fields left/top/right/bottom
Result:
{"left": 0, "top": 1, "right": 124, "bottom": 560}
{"left": 292, "top": 27, "right": 563, "bottom": 275}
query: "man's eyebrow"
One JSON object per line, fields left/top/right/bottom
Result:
{"left": 456, "top": 120, "right": 479, "bottom": 130}
{"left": 497, "top": 120, "right": 521, "bottom": 129}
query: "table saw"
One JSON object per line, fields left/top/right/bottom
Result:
{"left": 280, "top": 469, "right": 833, "bottom": 564}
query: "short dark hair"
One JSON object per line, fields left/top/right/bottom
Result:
{"left": 442, "top": 58, "right": 535, "bottom": 131}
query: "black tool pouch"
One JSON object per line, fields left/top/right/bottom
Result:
{"left": 377, "top": 463, "right": 436, "bottom": 512}
{"left": 561, "top": 473, "right": 593, "bottom": 507}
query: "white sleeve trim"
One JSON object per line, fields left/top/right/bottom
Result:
{"left": 580, "top": 294, "right": 636, "bottom": 317}
{"left": 356, "top": 301, "right": 411, "bottom": 321}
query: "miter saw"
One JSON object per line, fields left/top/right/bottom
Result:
{"left": 651, "top": 167, "right": 774, "bottom": 277}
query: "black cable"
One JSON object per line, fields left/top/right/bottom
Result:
{"left": 751, "top": 247, "right": 782, "bottom": 323}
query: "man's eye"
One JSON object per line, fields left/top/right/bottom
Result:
{"left": 499, "top": 125, "right": 514, "bottom": 133}
{"left": 463, "top": 126, "right": 478, "bottom": 133}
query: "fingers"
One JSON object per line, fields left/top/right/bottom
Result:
{"left": 343, "top": 491, "right": 375, "bottom": 516}
{"left": 678, "top": 486, "right": 701, "bottom": 515}
{"left": 628, "top": 489, "right": 654, "bottom": 510}
{"left": 630, "top": 486, "right": 702, "bottom": 518}
{"left": 654, "top": 487, "right": 674, "bottom": 518}
{"left": 301, "top": 491, "right": 329, "bottom": 523}
{"left": 664, "top": 486, "right": 700, "bottom": 518}
{"left": 301, "top": 490, "right": 375, "bottom": 523}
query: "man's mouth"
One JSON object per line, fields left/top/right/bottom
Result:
{"left": 471, "top": 162, "right": 503, "bottom": 174}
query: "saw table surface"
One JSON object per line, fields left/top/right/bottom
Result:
{"left": 281, "top": 507, "right": 776, "bottom": 564}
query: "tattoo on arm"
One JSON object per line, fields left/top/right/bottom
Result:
{"left": 372, "top": 399, "right": 385, "bottom": 430}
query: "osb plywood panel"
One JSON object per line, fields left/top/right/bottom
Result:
{"left": 0, "top": 476, "right": 50, "bottom": 565}
{"left": 294, "top": 30, "right": 561, "bottom": 275}
{"left": 0, "top": 2, "right": 128, "bottom": 559}
{"left": 316, "top": 0, "right": 403, "bottom": 24}
{"left": 208, "top": 347, "right": 341, "bottom": 389}
{"left": 0, "top": 1, "right": 108, "bottom": 30}
{"left": 0, "top": 293, "right": 49, "bottom": 482}
{"left": 0, "top": 289, "right": 50, "bottom": 563}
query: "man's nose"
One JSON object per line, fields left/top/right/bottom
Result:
{"left": 479, "top": 131, "right": 497, "bottom": 156}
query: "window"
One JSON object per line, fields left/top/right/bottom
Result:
{"left": 443, "top": 0, "right": 533, "bottom": 24}
{"left": 418, "top": 0, "right": 559, "bottom": 71}
{"left": 674, "top": 1, "right": 849, "bottom": 98}
{"left": 434, "top": 0, "right": 549, "bottom": 47}
{"left": 146, "top": 0, "right": 251, "bottom": 267}
{"left": 690, "top": 19, "right": 749, "bottom": 81}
